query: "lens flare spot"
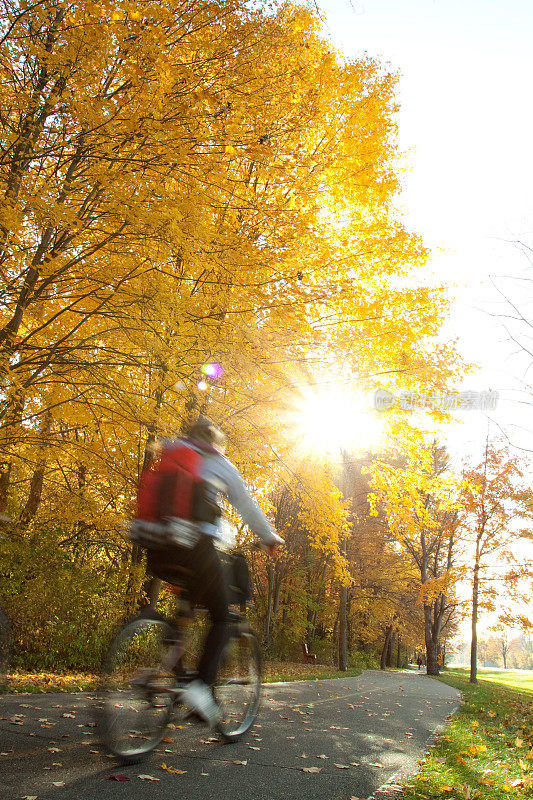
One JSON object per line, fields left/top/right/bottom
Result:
{"left": 201, "top": 363, "right": 223, "bottom": 379}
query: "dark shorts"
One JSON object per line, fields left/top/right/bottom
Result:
{"left": 146, "top": 536, "right": 251, "bottom": 605}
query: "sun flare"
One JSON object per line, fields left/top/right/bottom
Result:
{"left": 292, "top": 384, "right": 384, "bottom": 457}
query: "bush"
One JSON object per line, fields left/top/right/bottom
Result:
{"left": 0, "top": 529, "right": 144, "bottom": 671}
{"left": 348, "top": 649, "right": 380, "bottom": 670}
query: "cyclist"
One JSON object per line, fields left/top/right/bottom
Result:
{"left": 146, "top": 415, "right": 283, "bottom": 727}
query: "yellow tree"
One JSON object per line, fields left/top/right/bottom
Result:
{"left": 345, "top": 455, "right": 425, "bottom": 668}
{"left": 368, "top": 437, "right": 462, "bottom": 675}
{"left": 458, "top": 439, "right": 533, "bottom": 683}
{"left": 0, "top": 0, "right": 460, "bottom": 528}
{"left": 249, "top": 460, "right": 349, "bottom": 655}
{"left": 0, "top": 0, "right": 464, "bottom": 663}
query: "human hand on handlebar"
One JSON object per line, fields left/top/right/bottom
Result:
{"left": 256, "top": 534, "right": 284, "bottom": 557}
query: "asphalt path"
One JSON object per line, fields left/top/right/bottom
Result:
{"left": 1, "top": 670, "right": 460, "bottom": 800}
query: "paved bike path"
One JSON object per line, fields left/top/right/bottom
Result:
{"left": 0, "top": 670, "right": 460, "bottom": 800}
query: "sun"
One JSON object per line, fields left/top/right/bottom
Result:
{"left": 291, "top": 383, "right": 384, "bottom": 457}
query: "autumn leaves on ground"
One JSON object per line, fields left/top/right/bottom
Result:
{"left": 403, "top": 669, "right": 533, "bottom": 800}
{"left": 0, "top": 2, "right": 532, "bottom": 795}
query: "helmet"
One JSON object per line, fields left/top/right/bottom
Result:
{"left": 184, "top": 414, "right": 226, "bottom": 450}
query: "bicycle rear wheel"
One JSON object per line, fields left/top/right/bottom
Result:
{"left": 97, "top": 614, "right": 179, "bottom": 764}
{"left": 215, "top": 624, "right": 261, "bottom": 742}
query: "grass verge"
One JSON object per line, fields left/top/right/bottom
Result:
{"left": 263, "top": 660, "right": 362, "bottom": 683}
{"left": 401, "top": 668, "right": 533, "bottom": 800}
{"left": 2, "top": 662, "right": 361, "bottom": 693}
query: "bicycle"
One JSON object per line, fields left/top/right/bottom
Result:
{"left": 96, "top": 557, "right": 261, "bottom": 764}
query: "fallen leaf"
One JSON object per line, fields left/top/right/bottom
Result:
{"left": 160, "top": 764, "right": 187, "bottom": 774}
{"left": 233, "top": 760, "right": 247, "bottom": 766}
{"left": 51, "top": 782, "right": 65, "bottom": 787}
{"left": 334, "top": 764, "right": 350, "bottom": 769}
{"left": 138, "top": 775, "right": 160, "bottom": 781}
{"left": 316, "top": 754, "right": 328, "bottom": 759}
{"left": 302, "top": 767, "right": 322, "bottom": 773}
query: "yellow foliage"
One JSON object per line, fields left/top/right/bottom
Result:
{"left": 0, "top": 0, "right": 460, "bottom": 641}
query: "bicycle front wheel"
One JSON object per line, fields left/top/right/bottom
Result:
{"left": 215, "top": 624, "right": 261, "bottom": 742}
{"left": 97, "top": 615, "right": 178, "bottom": 764}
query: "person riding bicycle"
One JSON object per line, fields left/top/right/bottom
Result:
{"left": 146, "top": 414, "right": 284, "bottom": 727}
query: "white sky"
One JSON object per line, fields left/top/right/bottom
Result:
{"left": 316, "top": 0, "right": 533, "bottom": 640}
{"left": 317, "top": 0, "right": 533, "bottom": 462}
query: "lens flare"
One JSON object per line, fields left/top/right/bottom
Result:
{"left": 202, "top": 362, "right": 223, "bottom": 379}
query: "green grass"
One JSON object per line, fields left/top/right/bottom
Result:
{"left": 448, "top": 667, "right": 533, "bottom": 696}
{"left": 401, "top": 668, "right": 533, "bottom": 800}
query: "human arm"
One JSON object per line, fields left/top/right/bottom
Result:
{"left": 212, "top": 457, "right": 283, "bottom": 549}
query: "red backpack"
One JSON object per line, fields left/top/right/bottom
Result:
{"left": 129, "top": 441, "right": 205, "bottom": 549}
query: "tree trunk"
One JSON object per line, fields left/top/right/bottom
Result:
{"left": 19, "top": 463, "right": 46, "bottom": 529}
{"left": 380, "top": 625, "right": 393, "bottom": 670}
{"left": 0, "top": 388, "right": 25, "bottom": 512}
{"left": 424, "top": 604, "right": 439, "bottom": 675}
{"left": 502, "top": 640, "right": 508, "bottom": 669}
{"left": 470, "top": 542, "right": 481, "bottom": 684}
{"left": 18, "top": 409, "right": 52, "bottom": 530}
{"left": 141, "top": 576, "right": 162, "bottom": 609}
{"left": 0, "top": 462, "right": 12, "bottom": 513}
{"left": 308, "top": 557, "right": 330, "bottom": 644}
{"left": 386, "top": 630, "right": 395, "bottom": 667}
{"left": 338, "top": 581, "right": 347, "bottom": 671}
{"left": 264, "top": 560, "right": 275, "bottom": 648}
{"left": 396, "top": 635, "right": 401, "bottom": 668}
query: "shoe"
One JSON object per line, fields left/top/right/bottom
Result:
{"left": 179, "top": 679, "right": 221, "bottom": 727}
